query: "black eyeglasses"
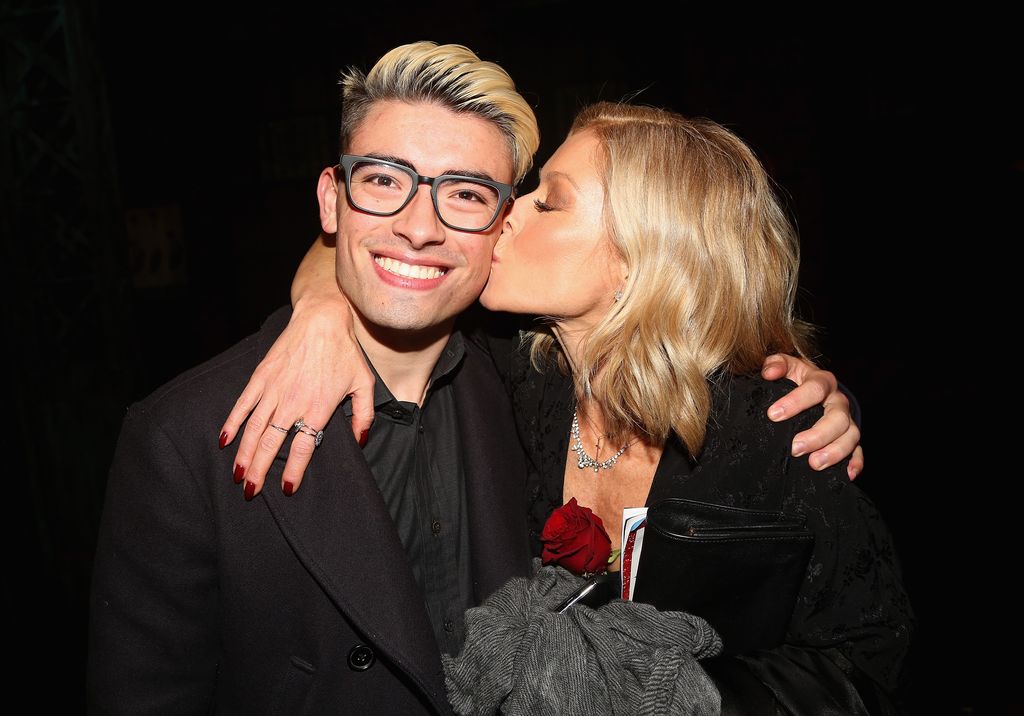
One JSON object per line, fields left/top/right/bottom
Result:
{"left": 336, "top": 154, "right": 514, "bottom": 232}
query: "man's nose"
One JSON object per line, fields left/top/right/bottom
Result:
{"left": 392, "top": 185, "right": 445, "bottom": 248}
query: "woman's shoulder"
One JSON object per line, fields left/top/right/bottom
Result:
{"left": 688, "top": 372, "right": 855, "bottom": 503}
{"left": 711, "top": 372, "right": 838, "bottom": 446}
{"left": 710, "top": 372, "right": 818, "bottom": 424}
{"left": 705, "top": 373, "right": 822, "bottom": 458}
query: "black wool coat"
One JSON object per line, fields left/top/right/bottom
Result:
{"left": 88, "top": 308, "right": 530, "bottom": 714}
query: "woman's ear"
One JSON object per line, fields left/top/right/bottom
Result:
{"left": 317, "top": 167, "right": 340, "bottom": 234}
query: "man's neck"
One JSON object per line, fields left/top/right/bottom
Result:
{"left": 352, "top": 312, "right": 455, "bottom": 405}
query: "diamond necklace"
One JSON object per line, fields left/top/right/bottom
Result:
{"left": 571, "top": 409, "right": 630, "bottom": 472}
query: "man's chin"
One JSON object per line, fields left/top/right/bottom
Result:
{"left": 354, "top": 305, "right": 460, "bottom": 338}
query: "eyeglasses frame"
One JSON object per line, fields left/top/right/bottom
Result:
{"left": 336, "top": 154, "right": 515, "bottom": 232}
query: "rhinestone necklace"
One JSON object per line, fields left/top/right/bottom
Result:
{"left": 571, "top": 409, "right": 630, "bottom": 472}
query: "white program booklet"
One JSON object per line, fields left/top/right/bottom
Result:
{"left": 620, "top": 507, "right": 648, "bottom": 601}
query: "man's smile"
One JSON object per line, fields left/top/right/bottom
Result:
{"left": 373, "top": 255, "right": 448, "bottom": 280}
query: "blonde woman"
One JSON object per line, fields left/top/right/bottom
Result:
{"left": 475, "top": 104, "right": 911, "bottom": 710}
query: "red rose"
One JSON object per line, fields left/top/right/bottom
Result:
{"left": 540, "top": 497, "right": 612, "bottom": 575}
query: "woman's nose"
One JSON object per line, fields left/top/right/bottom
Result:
{"left": 501, "top": 191, "right": 531, "bottom": 236}
{"left": 499, "top": 207, "right": 516, "bottom": 238}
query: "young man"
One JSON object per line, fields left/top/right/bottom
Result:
{"left": 88, "top": 42, "right": 539, "bottom": 714}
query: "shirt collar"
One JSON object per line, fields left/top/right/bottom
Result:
{"left": 342, "top": 331, "right": 466, "bottom": 417}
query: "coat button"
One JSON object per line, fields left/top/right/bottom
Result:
{"left": 347, "top": 644, "right": 375, "bottom": 671}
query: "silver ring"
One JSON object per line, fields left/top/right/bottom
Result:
{"left": 293, "top": 419, "right": 324, "bottom": 448}
{"left": 269, "top": 423, "right": 290, "bottom": 434}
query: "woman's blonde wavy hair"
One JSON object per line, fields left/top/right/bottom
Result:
{"left": 530, "top": 102, "right": 814, "bottom": 454}
{"left": 339, "top": 41, "right": 539, "bottom": 184}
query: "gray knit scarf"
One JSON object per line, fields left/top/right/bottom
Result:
{"left": 443, "top": 560, "right": 723, "bottom": 716}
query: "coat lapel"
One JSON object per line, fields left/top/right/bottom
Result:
{"left": 260, "top": 412, "right": 449, "bottom": 713}
{"left": 250, "top": 313, "right": 525, "bottom": 711}
{"left": 455, "top": 342, "right": 531, "bottom": 603}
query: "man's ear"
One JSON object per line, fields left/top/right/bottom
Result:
{"left": 317, "top": 167, "right": 340, "bottom": 234}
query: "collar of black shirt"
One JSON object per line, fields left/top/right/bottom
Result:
{"left": 341, "top": 331, "right": 467, "bottom": 422}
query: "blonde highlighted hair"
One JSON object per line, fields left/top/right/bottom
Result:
{"left": 531, "top": 102, "right": 814, "bottom": 454}
{"left": 339, "top": 41, "right": 539, "bottom": 184}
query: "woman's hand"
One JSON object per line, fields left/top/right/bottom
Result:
{"left": 219, "top": 294, "right": 375, "bottom": 498}
{"left": 760, "top": 354, "right": 863, "bottom": 480}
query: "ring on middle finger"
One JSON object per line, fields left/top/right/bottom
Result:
{"left": 296, "top": 425, "right": 324, "bottom": 447}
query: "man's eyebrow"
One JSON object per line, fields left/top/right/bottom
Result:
{"left": 443, "top": 168, "right": 501, "bottom": 183}
{"left": 360, "top": 153, "right": 502, "bottom": 183}
{"left": 362, "top": 153, "right": 416, "bottom": 171}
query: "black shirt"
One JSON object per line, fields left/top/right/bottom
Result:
{"left": 341, "top": 333, "right": 472, "bottom": 656}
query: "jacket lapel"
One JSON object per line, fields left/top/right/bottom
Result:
{"left": 260, "top": 411, "right": 449, "bottom": 713}
{"left": 455, "top": 342, "right": 531, "bottom": 603}
{"left": 250, "top": 312, "right": 525, "bottom": 710}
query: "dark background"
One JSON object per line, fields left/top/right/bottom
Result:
{"left": 5, "top": 2, "right": 1019, "bottom": 712}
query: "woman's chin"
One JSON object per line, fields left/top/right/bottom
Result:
{"left": 479, "top": 283, "right": 508, "bottom": 312}
{"left": 480, "top": 278, "right": 539, "bottom": 314}
{"left": 478, "top": 292, "right": 503, "bottom": 312}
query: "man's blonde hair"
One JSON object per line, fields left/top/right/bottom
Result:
{"left": 531, "top": 102, "right": 814, "bottom": 453}
{"left": 339, "top": 41, "right": 539, "bottom": 184}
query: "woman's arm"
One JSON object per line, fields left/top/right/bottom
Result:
{"left": 219, "top": 236, "right": 864, "bottom": 495}
{"left": 218, "top": 233, "right": 375, "bottom": 497}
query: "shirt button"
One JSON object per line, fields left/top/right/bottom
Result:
{"left": 418, "top": 423, "right": 424, "bottom": 433}
{"left": 347, "top": 644, "right": 375, "bottom": 671}
{"left": 431, "top": 519, "right": 441, "bottom": 535}
{"left": 443, "top": 619, "right": 454, "bottom": 633}
{"left": 391, "top": 409, "right": 404, "bottom": 419}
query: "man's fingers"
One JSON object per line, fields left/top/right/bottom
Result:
{"left": 807, "top": 431, "right": 859, "bottom": 472}
{"left": 760, "top": 353, "right": 790, "bottom": 381}
{"left": 791, "top": 404, "right": 853, "bottom": 457}
{"left": 801, "top": 421, "right": 860, "bottom": 473}
{"left": 768, "top": 375, "right": 832, "bottom": 422}
{"left": 847, "top": 446, "right": 864, "bottom": 480}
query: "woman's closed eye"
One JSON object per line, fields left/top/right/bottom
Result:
{"left": 533, "top": 198, "right": 556, "bottom": 212}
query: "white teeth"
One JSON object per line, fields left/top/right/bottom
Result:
{"left": 374, "top": 256, "right": 446, "bottom": 280}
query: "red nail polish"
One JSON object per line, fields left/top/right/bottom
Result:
{"left": 283, "top": 482, "right": 295, "bottom": 497}
{"left": 358, "top": 429, "right": 369, "bottom": 448}
{"left": 233, "top": 464, "right": 245, "bottom": 484}
{"left": 219, "top": 431, "right": 229, "bottom": 449}
{"left": 244, "top": 480, "right": 256, "bottom": 501}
